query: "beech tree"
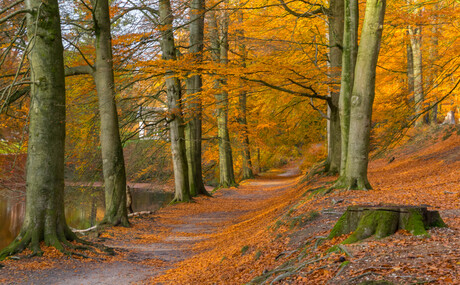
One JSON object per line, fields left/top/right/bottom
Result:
{"left": 92, "top": 0, "right": 129, "bottom": 226}
{"left": 209, "top": 4, "right": 237, "bottom": 188}
{"left": 236, "top": 8, "right": 254, "bottom": 180}
{"left": 0, "top": 0, "right": 81, "bottom": 258}
{"left": 278, "top": 0, "right": 344, "bottom": 174}
{"left": 159, "top": 0, "right": 191, "bottom": 202}
{"left": 336, "top": 0, "right": 387, "bottom": 190}
{"left": 407, "top": 0, "right": 424, "bottom": 127}
{"left": 338, "top": 0, "right": 358, "bottom": 177}
{"left": 186, "top": 0, "right": 210, "bottom": 196}
{"left": 63, "top": 0, "right": 129, "bottom": 226}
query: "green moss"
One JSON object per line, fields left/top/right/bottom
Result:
{"left": 326, "top": 245, "right": 340, "bottom": 253}
{"left": 273, "top": 220, "right": 284, "bottom": 231}
{"left": 404, "top": 209, "right": 429, "bottom": 236}
{"left": 343, "top": 210, "right": 398, "bottom": 244}
{"left": 254, "top": 250, "right": 262, "bottom": 260}
{"left": 374, "top": 211, "right": 399, "bottom": 238}
{"left": 241, "top": 245, "right": 249, "bottom": 256}
{"left": 328, "top": 211, "right": 350, "bottom": 239}
{"left": 340, "top": 260, "right": 350, "bottom": 268}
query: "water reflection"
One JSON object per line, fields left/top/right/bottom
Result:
{"left": 0, "top": 187, "right": 173, "bottom": 250}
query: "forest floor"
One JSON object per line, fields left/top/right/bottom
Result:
{"left": 0, "top": 125, "right": 459, "bottom": 284}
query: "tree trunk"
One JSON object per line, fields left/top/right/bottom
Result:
{"left": 328, "top": 205, "right": 446, "bottom": 244}
{"left": 237, "top": 9, "right": 254, "bottom": 180}
{"left": 406, "top": 35, "right": 414, "bottom": 96}
{"left": 92, "top": 0, "right": 129, "bottom": 227}
{"left": 210, "top": 6, "right": 237, "bottom": 187}
{"left": 408, "top": 3, "right": 424, "bottom": 127}
{"left": 428, "top": 8, "right": 439, "bottom": 125}
{"left": 0, "top": 0, "right": 79, "bottom": 258}
{"left": 325, "top": 0, "right": 344, "bottom": 175}
{"left": 239, "top": 90, "right": 254, "bottom": 180}
{"left": 186, "top": 0, "right": 209, "bottom": 197}
{"left": 159, "top": 0, "right": 191, "bottom": 202}
{"left": 338, "top": 0, "right": 358, "bottom": 177}
{"left": 342, "top": 0, "right": 386, "bottom": 190}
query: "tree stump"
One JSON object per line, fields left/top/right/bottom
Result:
{"left": 328, "top": 205, "right": 446, "bottom": 244}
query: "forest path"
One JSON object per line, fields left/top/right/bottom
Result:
{"left": 0, "top": 162, "right": 302, "bottom": 284}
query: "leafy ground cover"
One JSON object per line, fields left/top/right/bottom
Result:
{"left": 0, "top": 126, "right": 459, "bottom": 284}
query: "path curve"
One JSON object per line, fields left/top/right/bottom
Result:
{"left": 0, "top": 164, "right": 302, "bottom": 285}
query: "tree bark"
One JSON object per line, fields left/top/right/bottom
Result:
{"left": 338, "top": 0, "right": 358, "bottom": 177}
{"left": 342, "top": 0, "right": 386, "bottom": 190}
{"left": 237, "top": 8, "right": 254, "bottom": 180}
{"left": 186, "top": 0, "right": 209, "bottom": 197}
{"left": 325, "top": 0, "right": 344, "bottom": 175}
{"left": 92, "top": 0, "right": 129, "bottom": 227}
{"left": 159, "top": 0, "right": 191, "bottom": 202}
{"left": 408, "top": 2, "right": 424, "bottom": 127}
{"left": 428, "top": 7, "right": 439, "bottom": 125}
{"left": 0, "top": 0, "right": 79, "bottom": 258}
{"left": 406, "top": 34, "right": 415, "bottom": 96}
{"left": 210, "top": 6, "right": 237, "bottom": 187}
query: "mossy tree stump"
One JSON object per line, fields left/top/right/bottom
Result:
{"left": 328, "top": 205, "right": 446, "bottom": 244}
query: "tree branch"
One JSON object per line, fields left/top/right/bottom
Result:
{"left": 0, "top": 9, "right": 32, "bottom": 24}
{"left": 278, "top": 0, "right": 327, "bottom": 18}
{"left": 241, "top": 76, "right": 330, "bottom": 102}
{"left": 0, "top": 0, "right": 24, "bottom": 16}
{"left": 64, "top": 65, "right": 94, "bottom": 77}
{"left": 111, "top": 6, "right": 159, "bottom": 24}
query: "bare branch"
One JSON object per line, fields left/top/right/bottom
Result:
{"left": 0, "top": 0, "right": 24, "bottom": 16}
{"left": 278, "top": 0, "right": 327, "bottom": 18}
{"left": 63, "top": 38, "right": 94, "bottom": 68}
{"left": 0, "top": 8, "right": 31, "bottom": 24}
{"left": 111, "top": 6, "right": 159, "bottom": 24}
{"left": 241, "top": 76, "right": 329, "bottom": 102}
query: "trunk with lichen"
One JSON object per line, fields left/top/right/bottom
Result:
{"left": 0, "top": 0, "right": 79, "bottom": 258}
{"left": 160, "top": 0, "right": 190, "bottom": 202}
{"left": 92, "top": 0, "right": 129, "bottom": 226}
{"left": 186, "top": 0, "right": 210, "bottom": 197}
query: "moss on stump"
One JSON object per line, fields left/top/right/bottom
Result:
{"left": 328, "top": 205, "right": 446, "bottom": 244}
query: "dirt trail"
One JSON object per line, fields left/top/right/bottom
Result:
{"left": 0, "top": 164, "right": 302, "bottom": 285}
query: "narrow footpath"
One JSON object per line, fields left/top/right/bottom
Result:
{"left": 0, "top": 164, "right": 303, "bottom": 284}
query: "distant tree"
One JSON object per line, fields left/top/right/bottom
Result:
{"left": 209, "top": 3, "right": 237, "bottom": 188}
{"left": 186, "top": 0, "right": 210, "bottom": 196}
{"left": 278, "top": 0, "right": 344, "bottom": 174}
{"left": 159, "top": 0, "right": 191, "bottom": 202}
{"left": 407, "top": 0, "right": 424, "bottom": 127}
{"left": 236, "top": 7, "right": 254, "bottom": 180}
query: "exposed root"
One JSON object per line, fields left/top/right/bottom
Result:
{"left": 0, "top": 225, "right": 115, "bottom": 262}
{"left": 329, "top": 175, "right": 373, "bottom": 192}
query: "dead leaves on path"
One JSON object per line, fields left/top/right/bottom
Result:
{"left": 152, "top": 131, "right": 460, "bottom": 284}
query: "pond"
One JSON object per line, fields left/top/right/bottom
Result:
{"left": 0, "top": 187, "right": 173, "bottom": 250}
